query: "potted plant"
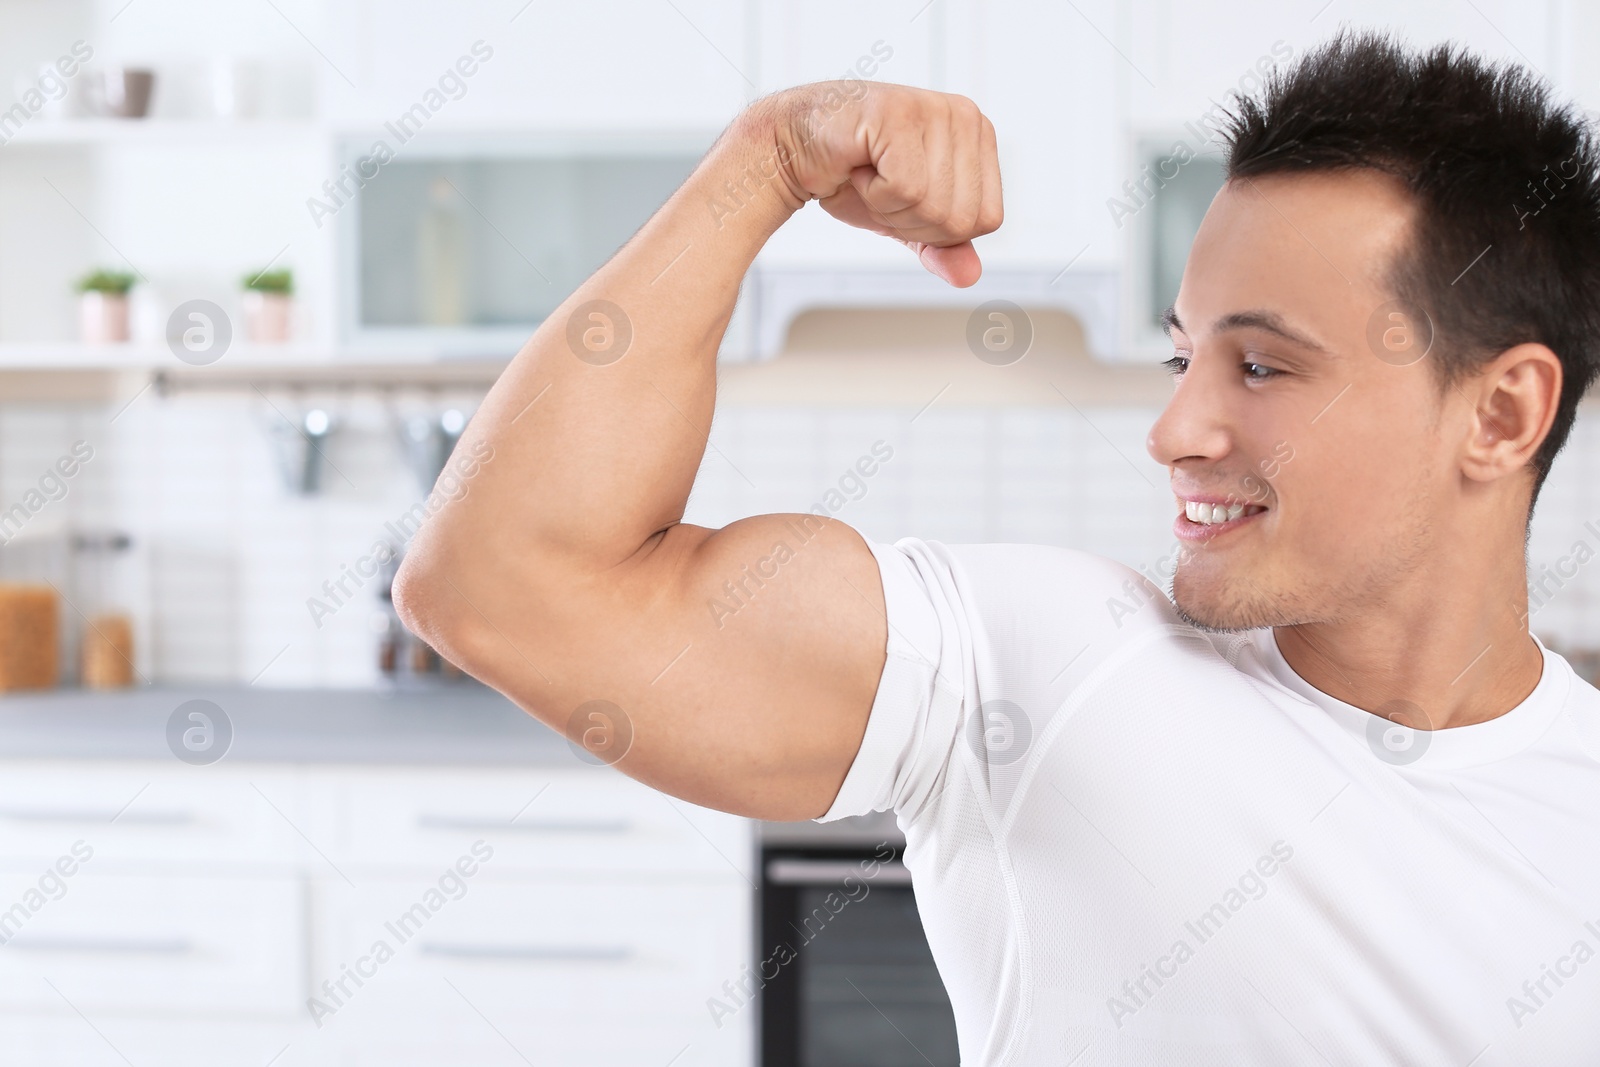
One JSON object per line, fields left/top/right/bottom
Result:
{"left": 242, "top": 267, "right": 294, "bottom": 343}
{"left": 76, "top": 269, "right": 137, "bottom": 343}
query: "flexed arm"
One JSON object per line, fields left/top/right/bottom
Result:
{"left": 394, "top": 81, "right": 1002, "bottom": 819}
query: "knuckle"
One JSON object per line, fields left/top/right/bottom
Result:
{"left": 943, "top": 93, "right": 981, "bottom": 128}
{"left": 884, "top": 89, "right": 919, "bottom": 122}
{"left": 898, "top": 170, "right": 930, "bottom": 205}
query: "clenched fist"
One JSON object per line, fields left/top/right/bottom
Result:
{"left": 755, "top": 81, "right": 1004, "bottom": 288}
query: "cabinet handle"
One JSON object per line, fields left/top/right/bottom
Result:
{"left": 418, "top": 942, "right": 634, "bottom": 963}
{"left": 4, "top": 936, "right": 194, "bottom": 955}
{"left": 764, "top": 858, "right": 913, "bottom": 886}
{"left": 415, "top": 815, "right": 631, "bottom": 834}
{"left": 0, "top": 808, "right": 194, "bottom": 826}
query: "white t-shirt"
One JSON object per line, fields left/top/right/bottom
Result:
{"left": 821, "top": 536, "right": 1600, "bottom": 1066}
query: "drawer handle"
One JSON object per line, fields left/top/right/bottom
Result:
{"left": 0, "top": 808, "right": 194, "bottom": 826}
{"left": 418, "top": 942, "right": 634, "bottom": 963}
{"left": 416, "top": 816, "right": 632, "bottom": 834}
{"left": 4, "top": 936, "right": 194, "bottom": 955}
{"left": 764, "top": 858, "right": 914, "bottom": 886}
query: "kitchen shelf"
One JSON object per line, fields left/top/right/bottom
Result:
{"left": 152, "top": 358, "right": 511, "bottom": 391}
{"left": 0, "top": 342, "right": 487, "bottom": 369}
{"left": 0, "top": 344, "right": 512, "bottom": 392}
{"left": 3, "top": 118, "right": 323, "bottom": 147}
{"left": 3, "top": 119, "right": 721, "bottom": 152}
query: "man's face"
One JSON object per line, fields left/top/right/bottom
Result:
{"left": 1146, "top": 170, "right": 1457, "bottom": 631}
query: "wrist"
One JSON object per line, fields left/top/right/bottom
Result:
{"left": 704, "top": 97, "right": 814, "bottom": 224}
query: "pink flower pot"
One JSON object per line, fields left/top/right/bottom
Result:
{"left": 244, "top": 291, "right": 293, "bottom": 343}
{"left": 79, "top": 291, "right": 130, "bottom": 343}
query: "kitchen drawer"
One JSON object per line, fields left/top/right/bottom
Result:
{"left": 0, "top": 1016, "right": 310, "bottom": 1067}
{"left": 342, "top": 1031, "right": 751, "bottom": 1067}
{"left": 0, "top": 872, "right": 304, "bottom": 1016}
{"left": 319, "top": 877, "right": 750, "bottom": 1050}
{"left": 0, "top": 762, "right": 308, "bottom": 869}
{"left": 313, "top": 767, "right": 753, "bottom": 878}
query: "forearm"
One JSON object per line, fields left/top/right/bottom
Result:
{"left": 418, "top": 101, "right": 802, "bottom": 576}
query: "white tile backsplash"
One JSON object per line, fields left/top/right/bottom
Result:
{"left": 2, "top": 392, "right": 1597, "bottom": 685}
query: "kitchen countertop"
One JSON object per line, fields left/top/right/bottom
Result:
{"left": 0, "top": 683, "right": 911, "bottom": 844}
{"left": 0, "top": 683, "right": 578, "bottom": 765}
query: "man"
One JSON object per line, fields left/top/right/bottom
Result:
{"left": 395, "top": 29, "right": 1600, "bottom": 1065}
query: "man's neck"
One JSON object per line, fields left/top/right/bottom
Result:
{"left": 1273, "top": 603, "right": 1543, "bottom": 731}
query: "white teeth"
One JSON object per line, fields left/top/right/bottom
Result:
{"left": 1185, "top": 501, "right": 1251, "bottom": 525}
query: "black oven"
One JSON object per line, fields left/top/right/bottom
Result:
{"left": 759, "top": 816, "right": 959, "bottom": 1067}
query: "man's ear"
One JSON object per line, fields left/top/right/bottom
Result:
{"left": 1458, "top": 343, "right": 1563, "bottom": 484}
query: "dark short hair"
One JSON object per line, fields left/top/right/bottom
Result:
{"left": 1222, "top": 29, "right": 1600, "bottom": 504}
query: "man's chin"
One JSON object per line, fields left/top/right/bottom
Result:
{"left": 1170, "top": 599, "right": 1264, "bottom": 634}
{"left": 1171, "top": 571, "right": 1292, "bottom": 633}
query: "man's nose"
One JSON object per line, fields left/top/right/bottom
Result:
{"left": 1146, "top": 364, "right": 1233, "bottom": 468}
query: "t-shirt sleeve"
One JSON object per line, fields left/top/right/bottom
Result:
{"left": 816, "top": 534, "right": 1178, "bottom": 824}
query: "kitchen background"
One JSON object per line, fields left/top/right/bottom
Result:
{"left": 0, "top": 0, "right": 1596, "bottom": 1065}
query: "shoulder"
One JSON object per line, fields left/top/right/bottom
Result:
{"left": 828, "top": 535, "right": 1210, "bottom": 825}
{"left": 1564, "top": 667, "right": 1600, "bottom": 765}
{"left": 882, "top": 539, "right": 1180, "bottom": 632}
{"left": 865, "top": 538, "right": 1189, "bottom": 690}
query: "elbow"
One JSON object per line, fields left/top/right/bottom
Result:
{"left": 392, "top": 529, "right": 568, "bottom": 691}
{"left": 391, "top": 545, "right": 463, "bottom": 657}
{"left": 391, "top": 537, "right": 531, "bottom": 685}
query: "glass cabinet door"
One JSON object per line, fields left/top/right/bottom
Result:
{"left": 346, "top": 145, "right": 704, "bottom": 348}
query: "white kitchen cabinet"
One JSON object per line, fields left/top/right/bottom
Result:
{"left": 0, "top": 762, "right": 307, "bottom": 868}
{"left": 1123, "top": 0, "right": 1563, "bottom": 126}
{"left": 6, "top": 1, "right": 1581, "bottom": 366}
{"left": 322, "top": 0, "right": 751, "bottom": 129}
{"left": 317, "top": 765, "right": 752, "bottom": 878}
{"left": 0, "top": 872, "right": 306, "bottom": 1016}
{"left": 0, "top": 1016, "right": 304, "bottom": 1067}
{"left": 321, "top": 878, "right": 750, "bottom": 1065}
{"left": 0, "top": 758, "right": 755, "bottom": 1067}
{"left": 941, "top": 0, "right": 1124, "bottom": 272}
{"left": 753, "top": 0, "right": 938, "bottom": 94}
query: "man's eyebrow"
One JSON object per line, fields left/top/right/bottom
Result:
{"left": 1162, "top": 307, "right": 1330, "bottom": 354}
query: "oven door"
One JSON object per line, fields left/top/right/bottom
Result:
{"left": 760, "top": 847, "right": 959, "bottom": 1067}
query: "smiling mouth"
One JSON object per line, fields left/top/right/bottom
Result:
{"left": 1183, "top": 501, "right": 1269, "bottom": 525}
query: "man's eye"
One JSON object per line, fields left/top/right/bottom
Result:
{"left": 1242, "top": 362, "right": 1279, "bottom": 380}
{"left": 1162, "top": 355, "right": 1189, "bottom": 375}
